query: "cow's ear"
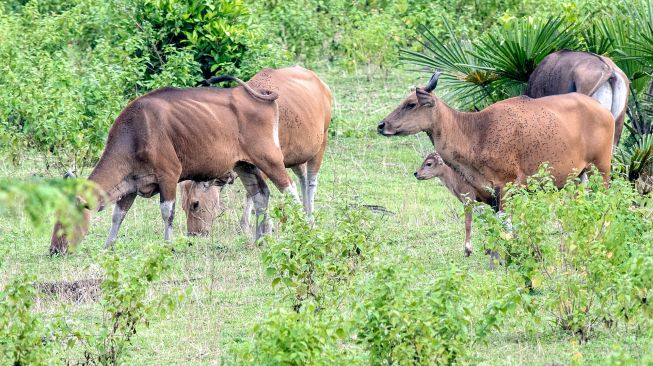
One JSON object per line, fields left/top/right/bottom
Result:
{"left": 416, "top": 88, "right": 435, "bottom": 107}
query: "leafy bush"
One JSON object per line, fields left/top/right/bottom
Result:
{"left": 353, "top": 263, "right": 474, "bottom": 365}
{"left": 0, "top": 0, "right": 143, "bottom": 170}
{"left": 262, "top": 199, "right": 380, "bottom": 310}
{"left": 478, "top": 167, "right": 653, "bottom": 342}
{"left": 227, "top": 304, "right": 352, "bottom": 366}
{"left": 0, "top": 177, "right": 98, "bottom": 238}
{"left": 0, "top": 277, "right": 60, "bottom": 365}
{"left": 73, "top": 244, "right": 182, "bottom": 365}
{"left": 134, "top": 0, "right": 290, "bottom": 80}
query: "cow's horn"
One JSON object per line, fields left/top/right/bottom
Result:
{"left": 424, "top": 71, "right": 441, "bottom": 93}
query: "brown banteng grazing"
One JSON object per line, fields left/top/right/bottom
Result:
{"left": 526, "top": 50, "right": 629, "bottom": 147}
{"left": 50, "top": 76, "right": 300, "bottom": 255}
{"left": 378, "top": 73, "right": 614, "bottom": 228}
{"left": 415, "top": 151, "right": 499, "bottom": 256}
{"left": 183, "top": 66, "right": 332, "bottom": 235}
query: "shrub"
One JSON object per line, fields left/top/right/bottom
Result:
{"left": 261, "top": 199, "right": 380, "bottom": 310}
{"left": 353, "top": 262, "right": 477, "bottom": 365}
{"left": 227, "top": 304, "right": 352, "bottom": 366}
{"left": 134, "top": 0, "right": 290, "bottom": 80}
{"left": 0, "top": 277, "right": 59, "bottom": 365}
{"left": 0, "top": 0, "right": 143, "bottom": 171}
{"left": 477, "top": 167, "right": 653, "bottom": 342}
{"left": 73, "top": 244, "right": 183, "bottom": 364}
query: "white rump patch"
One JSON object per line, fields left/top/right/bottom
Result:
{"left": 272, "top": 113, "right": 280, "bottom": 148}
{"left": 592, "top": 81, "right": 613, "bottom": 112}
{"left": 611, "top": 73, "right": 628, "bottom": 120}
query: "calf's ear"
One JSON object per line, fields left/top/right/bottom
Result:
{"left": 416, "top": 88, "right": 435, "bottom": 107}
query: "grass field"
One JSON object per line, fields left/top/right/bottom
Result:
{"left": 0, "top": 68, "right": 649, "bottom": 365}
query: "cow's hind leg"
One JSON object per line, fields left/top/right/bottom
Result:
{"left": 235, "top": 163, "right": 271, "bottom": 241}
{"left": 240, "top": 195, "right": 254, "bottom": 233}
{"left": 305, "top": 142, "right": 327, "bottom": 216}
{"left": 291, "top": 163, "right": 309, "bottom": 213}
{"left": 105, "top": 192, "right": 137, "bottom": 248}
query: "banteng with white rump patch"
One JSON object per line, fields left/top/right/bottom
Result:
{"left": 526, "top": 50, "right": 629, "bottom": 147}
{"left": 183, "top": 66, "right": 332, "bottom": 235}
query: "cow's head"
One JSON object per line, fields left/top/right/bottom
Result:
{"left": 414, "top": 152, "right": 446, "bottom": 180}
{"left": 378, "top": 72, "right": 440, "bottom": 136}
{"left": 180, "top": 180, "right": 222, "bottom": 236}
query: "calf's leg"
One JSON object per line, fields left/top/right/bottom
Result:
{"left": 464, "top": 206, "right": 473, "bottom": 257}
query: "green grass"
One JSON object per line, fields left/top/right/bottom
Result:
{"left": 0, "top": 68, "right": 648, "bottom": 365}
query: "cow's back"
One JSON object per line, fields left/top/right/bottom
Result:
{"left": 476, "top": 94, "right": 614, "bottom": 185}
{"left": 247, "top": 66, "right": 332, "bottom": 166}
{"left": 526, "top": 50, "right": 611, "bottom": 97}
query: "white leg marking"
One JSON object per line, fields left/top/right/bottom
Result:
{"left": 240, "top": 195, "right": 254, "bottom": 233}
{"left": 160, "top": 200, "right": 175, "bottom": 241}
{"left": 283, "top": 183, "right": 300, "bottom": 202}
{"left": 307, "top": 173, "right": 319, "bottom": 216}
{"left": 105, "top": 203, "right": 125, "bottom": 247}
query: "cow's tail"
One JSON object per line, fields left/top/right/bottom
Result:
{"left": 200, "top": 75, "right": 279, "bottom": 102}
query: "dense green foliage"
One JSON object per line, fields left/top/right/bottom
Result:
{"left": 479, "top": 167, "right": 653, "bottom": 342}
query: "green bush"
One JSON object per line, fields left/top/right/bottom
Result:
{"left": 227, "top": 305, "right": 352, "bottom": 366}
{"left": 262, "top": 199, "right": 380, "bottom": 310}
{"left": 0, "top": 0, "right": 143, "bottom": 170}
{"left": 134, "top": 0, "right": 290, "bottom": 80}
{"left": 353, "top": 263, "right": 472, "bottom": 365}
{"left": 478, "top": 167, "right": 653, "bottom": 342}
{"left": 0, "top": 277, "right": 59, "bottom": 365}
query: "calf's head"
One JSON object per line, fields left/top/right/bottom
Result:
{"left": 180, "top": 180, "right": 222, "bottom": 236}
{"left": 378, "top": 72, "right": 440, "bottom": 136}
{"left": 414, "top": 152, "right": 446, "bottom": 180}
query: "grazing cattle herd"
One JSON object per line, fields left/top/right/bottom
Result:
{"left": 50, "top": 51, "right": 627, "bottom": 257}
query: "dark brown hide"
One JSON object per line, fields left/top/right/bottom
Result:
{"left": 526, "top": 50, "right": 629, "bottom": 146}
{"left": 50, "top": 81, "right": 292, "bottom": 254}
{"left": 183, "top": 66, "right": 332, "bottom": 234}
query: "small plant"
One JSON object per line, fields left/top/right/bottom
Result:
{"left": 0, "top": 277, "right": 59, "bottom": 365}
{"left": 353, "top": 262, "right": 486, "bottom": 365}
{"left": 226, "top": 304, "right": 352, "bottom": 366}
{"left": 261, "top": 199, "right": 380, "bottom": 310}
{"left": 75, "top": 244, "right": 182, "bottom": 365}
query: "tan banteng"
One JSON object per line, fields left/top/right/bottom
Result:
{"left": 182, "top": 66, "right": 332, "bottom": 235}
{"left": 50, "top": 76, "right": 298, "bottom": 254}
{"left": 527, "top": 50, "right": 629, "bottom": 147}
{"left": 378, "top": 72, "right": 614, "bottom": 211}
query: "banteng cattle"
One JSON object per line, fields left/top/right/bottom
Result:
{"left": 527, "top": 50, "right": 629, "bottom": 147}
{"left": 378, "top": 73, "right": 614, "bottom": 254}
{"left": 50, "top": 77, "right": 298, "bottom": 254}
{"left": 182, "top": 66, "right": 332, "bottom": 235}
